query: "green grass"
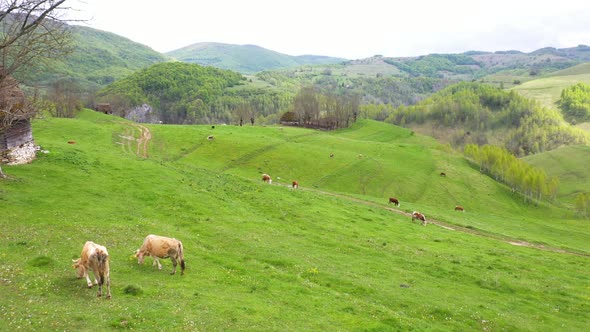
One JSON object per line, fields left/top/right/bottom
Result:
{"left": 511, "top": 63, "right": 590, "bottom": 109}
{"left": 523, "top": 145, "right": 590, "bottom": 206}
{"left": 1, "top": 110, "right": 589, "bottom": 331}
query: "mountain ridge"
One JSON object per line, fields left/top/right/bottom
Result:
{"left": 165, "top": 42, "right": 346, "bottom": 74}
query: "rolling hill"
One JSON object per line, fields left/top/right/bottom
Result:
{"left": 16, "top": 25, "right": 169, "bottom": 93}
{"left": 166, "top": 42, "right": 346, "bottom": 74}
{"left": 522, "top": 144, "right": 590, "bottom": 206}
{"left": 1, "top": 111, "right": 588, "bottom": 330}
{"left": 511, "top": 62, "right": 590, "bottom": 109}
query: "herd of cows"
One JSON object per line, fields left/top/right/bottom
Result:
{"left": 72, "top": 234, "right": 185, "bottom": 299}
{"left": 262, "top": 173, "right": 464, "bottom": 228}
{"left": 73, "top": 171, "right": 465, "bottom": 299}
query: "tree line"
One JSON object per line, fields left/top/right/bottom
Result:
{"left": 464, "top": 144, "right": 559, "bottom": 204}
{"left": 360, "top": 82, "right": 589, "bottom": 156}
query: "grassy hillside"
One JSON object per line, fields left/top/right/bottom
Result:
{"left": 1, "top": 111, "right": 589, "bottom": 330}
{"left": 166, "top": 42, "right": 345, "bottom": 74}
{"left": 522, "top": 145, "right": 590, "bottom": 206}
{"left": 511, "top": 63, "right": 590, "bottom": 109}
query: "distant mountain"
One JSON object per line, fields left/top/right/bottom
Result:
{"left": 17, "top": 25, "right": 169, "bottom": 92}
{"left": 166, "top": 42, "right": 346, "bottom": 74}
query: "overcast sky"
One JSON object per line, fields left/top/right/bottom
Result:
{"left": 70, "top": 0, "right": 590, "bottom": 59}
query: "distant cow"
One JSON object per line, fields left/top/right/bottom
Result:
{"left": 455, "top": 205, "right": 465, "bottom": 212}
{"left": 330, "top": 153, "right": 334, "bottom": 158}
{"left": 262, "top": 174, "right": 272, "bottom": 184}
{"left": 411, "top": 211, "right": 427, "bottom": 226}
{"left": 207, "top": 135, "right": 214, "bottom": 140}
{"left": 72, "top": 241, "right": 111, "bottom": 299}
{"left": 135, "top": 234, "right": 185, "bottom": 275}
{"left": 388, "top": 197, "right": 400, "bottom": 206}
{"left": 292, "top": 180, "right": 299, "bottom": 189}
{"left": 440, "top": 172, "right": 446, "bottom": 177}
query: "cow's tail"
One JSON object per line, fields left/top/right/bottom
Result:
{"left": 178, "top": 242, "right": 186, "bottom": 274}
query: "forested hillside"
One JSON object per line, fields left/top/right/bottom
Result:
{"left": 96, "top": 62, "right": 292, "bottom": 124}
{"left": 360, "top": 82, "right": 589, "bottom": 156}
{"left": 166, "top": 42, "right": 345, "bottom": 74}
{"left": 16, "top": 25, "right": 168, "bottom": 94}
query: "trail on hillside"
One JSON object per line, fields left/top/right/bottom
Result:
{"left": 116, "top": 123, "right": 151, "bottom": 158}
{"left": 277, "top": 183, "right": 589, "bottom": 257}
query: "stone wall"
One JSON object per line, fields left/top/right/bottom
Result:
{"left": 1, "top": 141, "right": 37, "bottom": 165}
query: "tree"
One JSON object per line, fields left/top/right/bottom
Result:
{"left": 0, "top": 0, "right": 74, "bottom": 178}
{"left": 293, "top": 86, "right": 319, "bottom": 125}
{"left": 1, "top": 0, "right": 73, "bottom": 79}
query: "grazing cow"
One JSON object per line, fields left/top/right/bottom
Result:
{"left": 135, "top": 234, "right": 185, "bottom": 275}
{"left": 330, "top": 153, "right": 334, "bottom": 158}
{"left": 455, "top": 205, "right": 465, "bottom": 212}
{"left": 388, "top": 197, "right": 400, "bottom": 206}
{"left": 207, "top": 135, "right": 214, "bottom": 140}
{"left": 262, "top": 174, "right": 272, "bottom": 184}
{"left": 67, "top": 140, "right": 76, "bottom": 144}
{"left": 72, "top": 241, "right": 111, "bottom": 299}
{"left": 411, "top": 211, "right": 427, "bottom": 226}
{"left": 292, "top": 180, "right": 299, "bottom": 189}
{"left": 440, "top": 172, "right": 446, "bottom": 177}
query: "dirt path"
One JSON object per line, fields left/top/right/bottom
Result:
{"left": 117, "top": 123, "right": 151, "bottom": 158}
{"left": 286, "top": 184, "right": 590, "bottom": 257}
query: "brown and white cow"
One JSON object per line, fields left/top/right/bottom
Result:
{"left": 292, "top": 180, "right": 299, "bottom": 189}
{"left": 388, "top": 197, "right": 400, "bottom": 206}
{"left": 262, "top": 174, "right": 272, "bottom": 184}
{"left": 135, "top": 234, "right": 185, "bottom": 275}
{"left": 411, "top": 211, "right": 427, "bottom": 226}
{"left": 72, "top": 241, "right": 111, "bottom": 299}
{"left": 455, "top": 205, "right": 465, "bottom": 212}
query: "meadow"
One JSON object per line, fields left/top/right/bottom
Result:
{"left": 1, "top": 110, "right": 589, "bottom": 331}
{"left": 511, "top": 63, "right": 590, "bottom": 109}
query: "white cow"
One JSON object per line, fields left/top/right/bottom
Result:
{"left": 72, "top": 241, "right": 111, "bottom": 299}
{"left": 135, "top": 234, "right": 185, "bottom": 275}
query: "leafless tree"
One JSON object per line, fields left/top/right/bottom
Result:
{"left": 0, "top": 0, "right": 75, "bottom": 178}
{"left": 0, "top": 0, "right": 74, "bottom": 80}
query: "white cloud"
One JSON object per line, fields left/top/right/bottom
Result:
{"left": 70, "top": 0, "right": 590, "bottom": 59}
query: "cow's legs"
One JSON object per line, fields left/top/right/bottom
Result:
{"left": 105, "top": 273, "right": 111, "bottom": 299}
{"left": 170, "top": 256, "right": 177, "bottom": 275}
{"left": 84, "top": 270, "right": 94, "bottom": 288}
{"left": 153, "top": 257, "right": 162, "bottom": 270}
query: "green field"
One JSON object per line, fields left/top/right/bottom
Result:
{"left": 1, "top": 111, "right": 589, "bottom": 331}
{"left": 523, "top": 145, "right": 590, "bottom": 206}
{"left": 511, "top": 63, "right": 590, "bottom": 109}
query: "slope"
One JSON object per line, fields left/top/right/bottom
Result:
{"left": 0, "top": 111, "right": 588, "bottom": 331}
{"left": 166, "top": 42, "right": 345, "bottom": 74}
{"left": 511, "top": 62, "right": 590, "bottom": 109}
{"left": 16, "top": 25, "right": 169, "bottom": 92}
{"left": 522, "top": 144, "right": 590, "bottom": 205}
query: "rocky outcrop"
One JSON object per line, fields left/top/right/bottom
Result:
{"left": 125, "top": 104, "right": 160, "bottom": 123}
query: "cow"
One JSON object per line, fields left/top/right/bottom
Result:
{"left": 411, "top": 211, "right": 427, "bottom": 226}
{"left": 72, "top": 241, "right": 111, "bottom": 299}
{"left": 440, "top": 172, "right": 446, "bottom": 177}
{"left": 388, "top": 197, "right": 400, "bottom": 206}
{"left": 292, "top": 180, "right": 299, "bottom": 189}
{"left": 330, "top": 153, "right": 334, "bottom": 158}
{"left": 262, "top": 174, "right": 272, "bottom": 184}
{"left": 135, "top": 234, "right": 185, "bottom": 275}
{"left": 207, "top": 135, "right": 214, "bottom": 140}
{"left": 455, "top": 205, "right": 465, "bottom": 212}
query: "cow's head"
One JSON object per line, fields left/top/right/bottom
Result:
{"left": 135, "top": 249, "right": 146, "bottom": 264}
{"left": 72, "top": 259, "right": 85, "bottom": 278}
